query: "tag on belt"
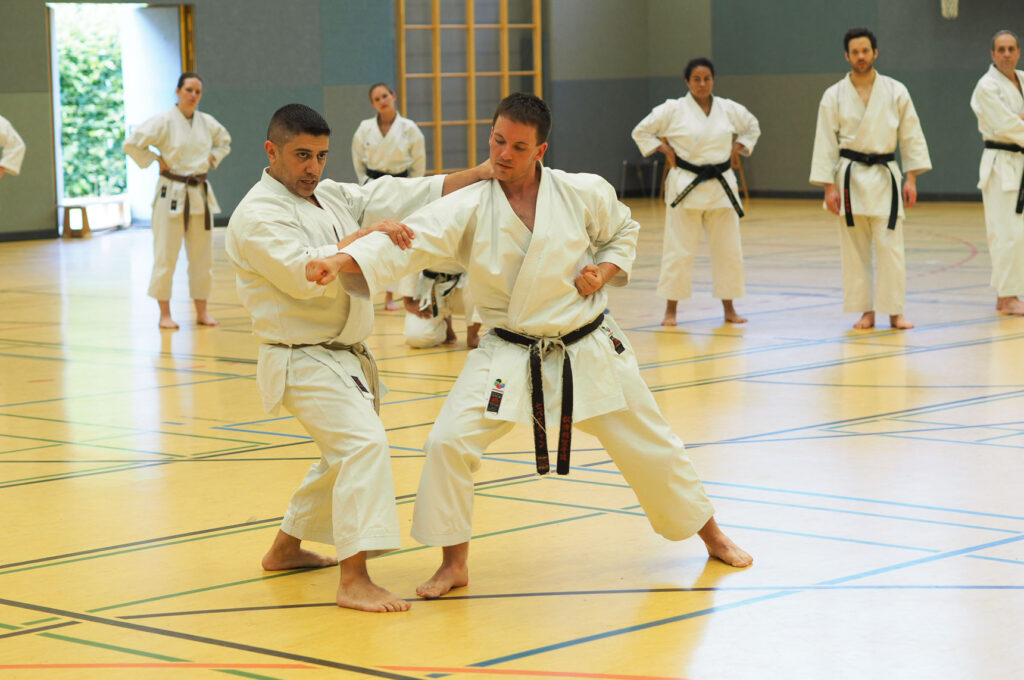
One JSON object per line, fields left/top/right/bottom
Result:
{"left": 351, "top": 375, "right": 375, "bottom": 400}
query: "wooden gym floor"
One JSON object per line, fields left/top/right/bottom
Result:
{"left": 0, "top": 198, "right": 1021, "bottom": 679}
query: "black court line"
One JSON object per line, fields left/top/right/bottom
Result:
{"left": 0, "top": 597, "right": 421, "bottom": 679}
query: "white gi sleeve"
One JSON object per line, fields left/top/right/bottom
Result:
{"left": 727, "top": 100, "right": 761, "bottom": 155}
{"left": 580, "top": 175, "right": 639, "bottom": 286}
{"left": 809, "top": 89, "right": 840, "bottom": 186}
{"left": 971, "top": 79, "right": 1024, "bottom": 145}
{"left": 240, "top": 217, "right": 341, "bottom": 300}
{"left": 207, "top": 114, "right": 232, "bottom": 168}
{"left": 895, "top": 85, "right": 932, "bottom": 174}
{"left": 123, "top": 114, "right": 167, "bottom": 169}
{"left": 631, "top": 100, "right": 674, "bottom": 157}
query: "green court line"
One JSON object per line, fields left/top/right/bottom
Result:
{"left": 476, "top": 492, "right": 645, "bottom": 518}
{"left": 0, "top": 433, "right": 188, "bottom": 459}
{"left": 0, "top": 461, "right": 165, "bottom": 487}
{"left": 0, "top": 375, "right": 244, "bottom": 409}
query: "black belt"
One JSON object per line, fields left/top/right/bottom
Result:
{"left": 365, "top": 168, "right": 409, "bottom": 180}
{"left": 839, "top": 149, "right": 898, "bottom": 230}
{"left": 668, "top": 154, "right": 743, "bottom": 217}
{"left": 984, "top": 140, "right": 1024, "bottom": 214}
{"left": 421, "top": 270, "right": 462, "bottom": 317}
{"left": 492, "top": 313, "right": 605, "bottom": 476}
{"left": 160, "top": 170, "right": 211, "bottom": 231}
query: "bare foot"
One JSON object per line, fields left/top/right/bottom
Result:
{"left": 889, "top": 314, "right": 914, "bottom": 329}
{"left": 722, "top": 300, "right": 747, "bottom": 324}
{"left": 662, "top": 300, "right": 678, "bottom": 327}
{"left": 193, "top": 300, "right": 218, "bottom": 326}
{"left": 466, "top": 323, "right": 481, "bottom": 349}
{"left": 417, "top": 543, "right": 469, "bottom": 599}
{"left": 853, "top": 311, "right": 875, "bottom": 329}
{"left": 443, "top": 316, "right": 457, "bottom": 344}
{"left": 416, "top": 561, "right": 469, "bottom": 599}
{"left": 262, "top": 546, "right": 337, "bottom": 571}
{"left": 337, "top": 579, "right": 410, "bottom": 613}
{"left": 384, "top": 291, "right": 400, "bottom": 311}
{"left": 662, "top": 314, "right": 678, "bottom": 327}
{"left": 158, "top": 300, "right": 178, "bottom": 329}
{"left": 697, "top": 517, "right": 753, "bottom": 568}
{"left": 261, "top": 529, "right": 337, "bottom": 570}
{"left": 159, "top": 316, "right": 180, "bottom": 330}
{"left": 996, "top": 296, "right": 1024, "bottom": 315}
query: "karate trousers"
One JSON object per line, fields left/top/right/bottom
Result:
{"left": 410, "top": 337, "right": 716, "bottom": 546}
{"left": 981, "top": 178, "right": 1024, "bottom": 297}
{"left": 657, "top": 205, "right": 745, "bottom": 301}
{"left": 278, "top": 349, "right": 401, "bottom": 560}
{"left": 148, "top": 206, "right": 213, "bottom": 301}
{"left": 837, "top": 214, "right": 906, "bottom": 316}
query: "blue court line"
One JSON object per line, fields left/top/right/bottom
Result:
{"left": 710, "top": 495, "right": 1020, "bottom": 534}
{"left": 817, "top": 533, "right": 1024, "bottom": 585}
{"left": 873, "top": 432, "right": 1024, "bottom": 451}
{"left": 743, "top": 378, "right": 1024, "bottom": 389}
{"left": 975, "top": 429, "right": 1024, "bottom": 443}
{"left": 965, "top": 554, "right": 1024, "bottom": 566}
{"left": 0, "top": 375, "right": 243, "bottom": 409}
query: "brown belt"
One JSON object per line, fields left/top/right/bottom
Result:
{"left": 160, "top": 170, "right": 211, "bottom": 231}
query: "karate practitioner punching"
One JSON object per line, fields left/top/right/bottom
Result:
{"left": 307, "top": 93, "right": 752, "bottom": 600}
{"left": 124, "top": 72, "right": 231, "bottom": 329}
{"left": 810, "top": 28, "right": 931, "bottom": 330}
{"left": 970, "top": 30, "right": 1024, "bottom": 316}
{"left": 632, "top": 57, "right": 760, "bottom": 326}
{"left": 0, "top": 114, "right": 26, "bottom": 181}
{"left": 226, "top": 104, "right": 490, "bottom": 612}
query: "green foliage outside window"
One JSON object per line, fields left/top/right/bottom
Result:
{"left": 57, "top": 5, "right": 126, "bottom": 199}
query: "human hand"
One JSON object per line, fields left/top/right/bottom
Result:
{"left": 902, "top": 176, "right": 918, "bottom": 208}
{"left": 158, "top": 157, "right": 169, "bottom": 172}
{"left": 369, "top": 219, "right": 415, "bottom": 249}
{"left": 306, "top": 256, "right": 342, "bottom": 285}
{"left": 574, "top": 264, "right": 605, "bottom": 296}
{"left": 0, "top": 168, "right": 5, "bottom": 179}
{"left": 403, "top": 297, "right": 434, "bottom": 318}
{"left": 824, "top": 184, "right": 841, "bottom": 215}
{"left": 658, "top": 140, "right": 676, "bottom": 168}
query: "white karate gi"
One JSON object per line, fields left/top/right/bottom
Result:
{"left": 0, "top": 115, "right": 26, "bottom": 176}
{"left": 124, "top": 107, "right": 231, "bottom": 300}
{"left": 398, "top": 262, "right": 480, "bottom": 348}
{"left": 970, "top": 64, "right": 1024, "bottom": 297}
{"left": 341, "top": 166, "right": 716, "bottom": 546}
{"left": 632, "top": 94, "right": 760, "bottom": 300}
{"left": 226, "top": 170, "right": 445, "bottom": 559}
{"left": 351, "top": 114, "right": 426, "bottom": 185}
{"left": 810, "top": 73, "right": 931, "bottom": 315}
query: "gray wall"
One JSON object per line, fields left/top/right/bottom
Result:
{"left": 546, "top": 0, "right": 1024, "bottom": 199}
{"left": 0, "top": 0, "right": 396, "bottom": 238}
{"left": 3, "top": 0, "right": 1023, "bottom": 237}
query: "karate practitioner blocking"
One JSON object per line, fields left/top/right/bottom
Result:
{"left": 124, "top": 72, "right": 231, "bottom": 329}
{"left": 970, "top": 30, "right": 1024, "bottom": 316}
{"left": 0, "top": 114, "right": 26, "bottom": 181}
{"left": 306, "top": 93, "right": 752, "bottom": 600}
{"left": 810, "top": 28, "right": 931, "bottom": 330}
{"left": 226, "top": 104, "right": 490, "bottom": 612}
{"left": 399, "top": 264, "right": 483, "bottom": 349}
{"left": 352, "top": 82, "right": 427, "bottom": 311}
{"left": 632, "top": 57, "right": 761, "bottom": 326}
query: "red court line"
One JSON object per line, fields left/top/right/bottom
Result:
{"left": 910, "top": 229, "right": 979, "bottom": 280}
{"left": 0, "top": 663, "right": 315, "bottom": 669}
{"left": 382, "top": 667, "right": 688, "bottom": 680}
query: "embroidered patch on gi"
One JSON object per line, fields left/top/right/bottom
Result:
{"left": 487, "top": 378, "right": 505, "bottom": 413}
{"left": 602, "top": 326, "right": 626, "bottom": 354}
{"left": 160, "top": 186, "right": 167, "bottom": 198}
{"left": 170, "top": 199, "right": 178, "bottom": 210}
{"left": 351, "top": 375, "right": 374, "bottom": 399}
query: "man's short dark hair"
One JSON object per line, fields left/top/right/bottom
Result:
{"left": 684, "top": 57, "right": 715, "bottom": 81}
{"left": 176, "top": 71, "right": 202, "bottom": 89}
{"left": 992, "top": 29, "right": 1021, "bottom": 50}
{"left": 844, "top": 28, "right": 877, "bottom": 52}
{"left": 267, "top": 103, "right": 331, "bottom": 144}
{"left": 492, "top": 92, "right": 552, "bottom": 144}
